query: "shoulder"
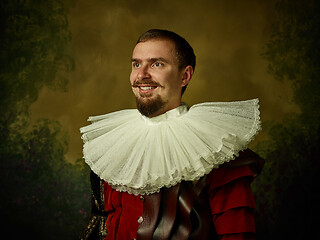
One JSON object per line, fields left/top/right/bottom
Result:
{"left": 206, "top": 149, "right": 264, "bottom": 190}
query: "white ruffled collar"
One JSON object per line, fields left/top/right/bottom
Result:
{"left": 80, "top": 99, "right": 261, "bottom": 195}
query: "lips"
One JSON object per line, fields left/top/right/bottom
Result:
{"left": 139, "top": 86, "right": 157, "bottom": 91}
{"left": 137, "top": 85, "right": 158, "bottom": 95}
{"left": 132, "top": 80, "right": 160, "bottom": 94}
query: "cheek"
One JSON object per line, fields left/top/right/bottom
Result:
{"left": 129, "top": 71, "right": 135, "bottom": 84}
{"left": 168, "top": 73, "right": 182, "bottom": 88}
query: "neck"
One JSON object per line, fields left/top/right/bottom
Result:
{"left": 148, "top": 102, "right": 182, "bottom": 118}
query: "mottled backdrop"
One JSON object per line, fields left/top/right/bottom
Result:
{"left": 2, "top": 0, "right": 318, "bottom": 239}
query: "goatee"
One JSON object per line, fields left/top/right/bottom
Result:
{"left": 136, "top": 94, "right": 167, "bottom": 117}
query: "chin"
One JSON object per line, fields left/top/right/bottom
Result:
{"left": 135, "top": 95, "right": 167, "bottom": 117}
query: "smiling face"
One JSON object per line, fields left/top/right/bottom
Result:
{"left": 130, "top": 39, "right": 192, "bottom": 117}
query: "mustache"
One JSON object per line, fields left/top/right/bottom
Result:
{"left": 132, "top": 79, "right": 162, "bottom": 88}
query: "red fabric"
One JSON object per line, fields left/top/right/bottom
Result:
{"left": 104, "top": 183, "right": 143, "bottom": 240}
{"left": 207, "top": 165, "right": 256, "bottom": 238}
{"left": 103, "top": 165, "right": 256, "bottom": 239}
{"left": 207, "top": 165, "right": 254, "bottom": 189}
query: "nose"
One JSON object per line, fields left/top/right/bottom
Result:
{"left": 137, "top": 65, "right": 151, "bottom": 80}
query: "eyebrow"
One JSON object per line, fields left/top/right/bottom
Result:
{"left": 131, "top": 57, "right": 170, "bottom": 64}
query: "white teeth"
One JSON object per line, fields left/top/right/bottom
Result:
{"left": 140, "top": 86, "right": 155, "bottom": 90}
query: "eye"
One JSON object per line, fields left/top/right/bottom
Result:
{"left": 153, "top": 62, "right": 163, "bottom": 67}
{"left": 132, "top": 62, "right": 141, "bottom": 68}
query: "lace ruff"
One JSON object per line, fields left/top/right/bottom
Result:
{"left": 80, "top": 99, "right": 261, "bottom": 195}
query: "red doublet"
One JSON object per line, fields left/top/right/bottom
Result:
{"left": 103, "top": 165, "right": 256, "bottom": 240}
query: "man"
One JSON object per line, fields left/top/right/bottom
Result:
{"left": 80, "top": 29, "right": 263, "bottom": 240}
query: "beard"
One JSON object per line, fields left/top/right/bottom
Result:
{"left": 132, "top": 79, "right": 167, "bottom": 117}
{"left": 135, "top": 93, "right": 167, "bottom": 117}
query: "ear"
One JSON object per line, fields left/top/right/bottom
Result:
{"left": 181, "top": 65, "right": 193, "bottom": 87}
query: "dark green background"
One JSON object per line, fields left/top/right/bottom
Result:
{"left": 1, "top": 0, "right": 319, "bottom": 239}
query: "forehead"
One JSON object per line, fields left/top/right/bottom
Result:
{"left": 132, "top": 39, "right": 177, "bottom": 62}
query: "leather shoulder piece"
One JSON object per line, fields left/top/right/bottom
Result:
{"left": 79, "top": 171, "right": 108, "bottom": 240}
{"left": 223, "top": 148, "right": 265, "bottom": 177}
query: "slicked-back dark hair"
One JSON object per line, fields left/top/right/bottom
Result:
{"left": 136, "top": 29, "right": 196, "bottom": 95}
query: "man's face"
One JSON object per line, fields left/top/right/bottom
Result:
{"left": 130, "top": 39, "right": 187, "bottom": 117}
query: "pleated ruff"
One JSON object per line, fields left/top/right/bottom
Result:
{"left": 80, "top": 99, "right": 261, "bottom": 195}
